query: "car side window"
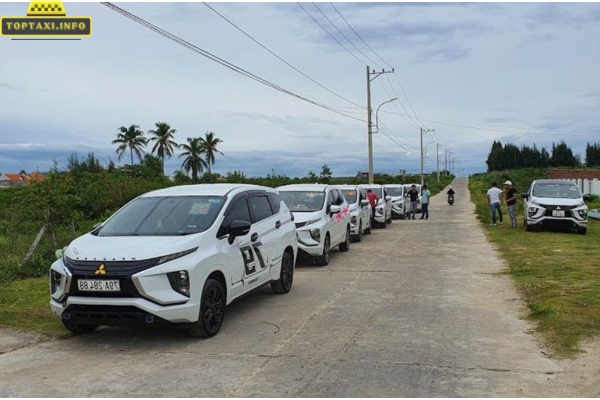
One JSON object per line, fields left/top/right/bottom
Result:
{"left": 267, "top": 192, "right": 281, "bottom": 214}
{"left": 224, "top": 197, "right": 251, "bottom": 228}
{"left": 248, "top": 195, "right": 274, "bottom": 223}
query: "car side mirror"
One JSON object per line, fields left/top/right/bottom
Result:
{"left": 520, "top": 193, "right": 529, "bottom": 200}
{"left": 329, "top": 205, "right": 342, "bottom": 215}
{"left": 583, "top": 194, "right": 591, "bottom": 202}
{"left": 55, "top": 248, "right": 65, "bottom": 260}
{"left": 385, "top": 196, "right": 391, "bottom": 201}
{"left": 228, "top": 220, "right": 251, "bottom": 244}
{"left": 360, "top": 199, "right": 370, "bottom": 206}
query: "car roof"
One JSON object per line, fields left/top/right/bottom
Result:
{"left": 139, "top": 183, "right": 276, "bottom": 198}
{"left": 384, "top": 184, "right": 404, "bottom": 187}
{"left": 533, "top": 179, "right": 577, "bottom": 185}
{"left": 332, "top": 185, "right": 361, "bottom": 190}
{"left": 359, "top": 184, "right": 383, "bottom": 188}
{"left": 277, "top": 184, "right": 329, "bottom": 192}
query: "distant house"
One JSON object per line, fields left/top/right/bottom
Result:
{"left": 0, "top": 172, "right": 46, "bottom": 188}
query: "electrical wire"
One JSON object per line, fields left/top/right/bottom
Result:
{"left": 377, "top": 76, "right": 420, "bottom": 129}
{"left": 101, "top": 2, "right": 367, "bottom": 123}
{"left": 202, "top": 2, "right": 365, "bottom": 111}
{"left": 312, "top": 2, "right": 383, "bottom": 69}
{"left": 296, "top": 2, "right": 367, "bottom": 66}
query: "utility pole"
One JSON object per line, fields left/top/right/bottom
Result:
{"left": 436, "top": 142, "right": 440, "bottom": 183}
{"left": 367, "top": 66, "right": 394, "bottom": 184}
{"left": 444, "top": 147, "right": 448, "bottom": 177}
{"left": 420, "top": 127, "right": 434, "bottom": 187}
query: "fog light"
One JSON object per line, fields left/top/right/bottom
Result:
{"left": 309, "top": 228, "right": 321, "bottom": 241}
{"left": 51, "top": 270, "right": 62, "bottom": 294}
{"left": 351, "top": 216, "right": 357, "bottom": 224}
{"left": 167, "top": 270, "right": 190, "bottom": 297}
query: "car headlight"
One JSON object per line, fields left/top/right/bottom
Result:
{"left": 528, "top": 207, "right": 539, "bottom": 216}
{"left": 351, "top": 216, "right": 357, "bottom": 224}
{"left": 309, "top": 228, "right": 321, "bottom": 241}
{"left": 578, "top": 209, "right": 588, "bottom": 219}
{"left": 167, "top": 270, "right": 190, "bottom": 297}
{"left": 303, "top": 218, "right": 321, "bottom": 227}
{"left": 156, "top": 247, "right": 198, "bottom": 266}
{"left": 50, "top": 270, "right": 62, "bottom": 295}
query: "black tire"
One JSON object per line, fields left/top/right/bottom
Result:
{"left": 577, "top": 227, "right": 587, "bottom": 235}
{"left": 399, "top": 211, "right": 406, "bottom": 220}
{"left": 189, "top": 278, "right": 225, "bottom": 338}
{"left": 354, "top": 221, "right": 362, "bottom": 242}
{"left": 339, "top": 226, "right": 350, "bottom": 252}
{"left": 364, "top": 220, "right": 372, "bottom": 235}
{"left": 315, "top": 234, "right": 330, "bottom": 266}
{"left": 272, "top": 251, "right": 294, "bottom": 294}
{"left": 526, "top": 222, "right": 533, "bottom": 232}
{"left": 380, "top": 220, "right": 387, "bottom": 229}
{"left": 62, "top": 319, "right": 98, "bottom": 334}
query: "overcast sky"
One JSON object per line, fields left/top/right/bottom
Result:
{"left": 1, "top": 1, "right": 599, "bottom": 178}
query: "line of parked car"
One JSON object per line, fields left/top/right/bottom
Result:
{"left": 48, "top": 182, "right": 425, "bottom": 339}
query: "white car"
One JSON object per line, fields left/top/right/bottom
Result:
{"left": 277, "top": 184, "right": 351, "bottom": 266}
{"left": 334, "top": 185, "right": 372, "bottom": 241}
{"left": 49, "top": 184, "right": 298, "bottom": 338}
{"left": 359, "top": 184, "right": 393, "bottom": 228}
{"left": 384, "top": 184, "right": 408, "bottom": 219}
{"left": 522, "top": 179, "right": 590, "bottom": 235}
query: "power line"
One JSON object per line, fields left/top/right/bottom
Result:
{"left": 312, "top": 2, "right": 383, "bottom": 69}
{"left": 378, "top": 75, "right": 420, "bottom": 129}
{"left": 202, "top": 2, "right": 365, "bottom": 111}
{"left": 296, "top": 2, "right": 367, "bottom": 66}
{"left": 328, "top": 2, "right": 393, "bottom": 69}
{"left": 101, "top": 2, "right": 367, "bottom": 123}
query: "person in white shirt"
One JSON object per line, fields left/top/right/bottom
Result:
{"left": 486, "top": 182, "right": 505, "bottom": 225}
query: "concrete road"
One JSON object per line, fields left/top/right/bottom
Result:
{"left": 1, "top": 179, "right": 598, "bottom": 397}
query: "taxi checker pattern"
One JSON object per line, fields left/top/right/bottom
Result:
{"left": 27, "top": 2, "right": 66, "bottom": 16}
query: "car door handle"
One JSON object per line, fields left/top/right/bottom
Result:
{"left": 275, "top": 220, "right": 281, "bottom": 229}
{"left": 251, "top": 232, "right": 258, "bottom": 242}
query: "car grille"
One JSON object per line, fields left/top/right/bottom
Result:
{"left": 540, "top": 204, "right": 576, "bottom": 218}
{"left": 63, "top": 305, "right": 169, "bottom": 327}
{"left": 64, "top": 256, "right": 162, "bottom": 299}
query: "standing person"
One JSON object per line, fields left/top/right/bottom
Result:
{"left": 408, "top": 185, "right": 419, "bottom": 220}
{"left": 487, "top": 182, "right": 504, "bottom": 225}
{"left": 420, "top": 184, "right": 431, "bottom": 219}
{"left": 366, "top": 189, "right": 379, "bottom": 228}
{"left": 504, "top": 180, "right": 518, "bottom": 228}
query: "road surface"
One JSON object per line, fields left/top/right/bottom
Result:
{"left": 1, "top": 178, "right": 599, "bottom": 397}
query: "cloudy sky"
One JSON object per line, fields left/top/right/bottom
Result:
{"left": 1, "top": 1, "right": 599, "bottom": 178}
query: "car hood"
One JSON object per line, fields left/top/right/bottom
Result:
{"left": 64, "top": 232, "right": 203, "bottom": 261}
{"left": 389, "top": 196, "right": 403, "bottom": 202}
{"left": 531, "top": 197, "right": 586, "bottom": 207}
{"left": 292, "top": 210, "right": 322, "bottom": 225}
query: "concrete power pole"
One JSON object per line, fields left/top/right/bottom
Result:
{"left": 420, "top": 127, "right": 434, "bottom": 187}
{"left": 367, "top": 66, "right": 394, "bottom": 184}
{"left": 436, "top": 142, "right": 440, "bottom": 183}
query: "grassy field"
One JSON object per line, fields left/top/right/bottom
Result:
{"left": 469, "top": 170, "right": 600, "bottom": 358}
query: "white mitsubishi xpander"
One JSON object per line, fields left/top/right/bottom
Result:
{"left": 49, "top": 184, "right": 298, "bottom": 338}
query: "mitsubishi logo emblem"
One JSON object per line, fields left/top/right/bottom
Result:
{"left": 556, "top": 206, "right": 561, "bottom": 210}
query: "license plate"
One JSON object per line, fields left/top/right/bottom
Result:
{"left": 552, "top": 210, "right": 565, "bottom": 217}
{"left": 78, "top": 279, "right": 120, "bottom": 292}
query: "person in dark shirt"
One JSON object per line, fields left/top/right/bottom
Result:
{"left": 407, "top": 185, "right": 419, "bottom": 219}
{"left": 447, "top": 187, "right": 455, "bottom": 196}
{"left": 504, "top": 180, "right": 518, "bottom": 228}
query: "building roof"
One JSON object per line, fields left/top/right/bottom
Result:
{"left": 3, "top": 173, "right": 25, "bottom": 182}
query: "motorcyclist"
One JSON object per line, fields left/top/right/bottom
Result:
{"left": 446, "top": 187, "right": 455, "bottom": 196}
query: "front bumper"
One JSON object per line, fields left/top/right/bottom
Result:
{"left": 296, "top": 229, "right": 324, "bottom": 256}
{"left": 527, "top": 206, "right": 588, "bottom": 228}
{"left": 50, "top": 296, "right": 199, "bottom": 325}
{"left": 527, "top": 215, "right": 587, "bottom": 228}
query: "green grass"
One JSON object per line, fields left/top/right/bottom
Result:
{"left": 469, "top": 172, "right": 600, "bottom": 358}
{"left": 0, "top": 277, "right": 68, "bottom": 338}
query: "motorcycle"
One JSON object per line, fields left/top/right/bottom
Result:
{"left": 448, "top": 194, "right": 454, "bottom": 205}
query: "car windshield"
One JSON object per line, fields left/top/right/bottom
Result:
{"left": 533, "top": 183, "right": 581, "bottom": 199}
{"left": 366, "top": 188, "right": 382, "bottom": 198}
{"left": 404, "top": 185, "right": 421, "bottom": 194}
{"left": 96, "top": 196, "right": 226, "bottom": 236}
{"left": 340, "top": 189, "right": 358, "bottom": 203}
{"left": 280, "top": 191, "right": 325, "bottom": 212}
{"left": 386, "top": 187, "right": 403, "bottom": 196}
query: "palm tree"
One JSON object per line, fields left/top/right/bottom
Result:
{"left": 112, "top": 124, "right": 147, "bottom": 165}
{"left": 198, "top": 131, "right": 224, "bottom": 183}
{"left": 179, "top": 137, "right": 207, "bottom": 184}
{"left": 147, "top": 122, "right": 179, "bottom": 175}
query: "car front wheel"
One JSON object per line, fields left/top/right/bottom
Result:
{"left": 272, "top": 251, "right": 294, "bottom": 294}
{"left": 315, "top": 234, "right": 330, "bottom": 266}
{"left": 189, "top": 278, "right": 225, "bottom": 338}
{"left": 339, "top": 226, "right": 350, "bottom": 252}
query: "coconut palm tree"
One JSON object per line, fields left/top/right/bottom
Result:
{"left": 179, "top": 137, "right": 207, "bottom": 184}
{"left": 112, "top": 124, "right": 147, "bottom": 165}
{"left": 147, "top": 122, "right": 179, "bottom": 175}
{"left": 198, "top": 131, "right": 224, "bottom": 183}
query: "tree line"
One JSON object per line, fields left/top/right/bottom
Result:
{"left": 486, "top": 140, "right": 600, "bottom": 171}
{"left": 111, "top": 122, "right": 224, "bottom": 183}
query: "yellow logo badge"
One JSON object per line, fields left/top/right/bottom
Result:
{"left": 94, "top": 264, "right": 106, "bottom": 275}
{"left": 1, "top": 1, "right": 92, "bottom": 38}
